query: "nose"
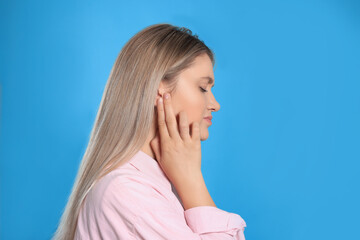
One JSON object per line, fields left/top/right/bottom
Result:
{"left": 207, "top": 92, "right": 220, "bottom": 112}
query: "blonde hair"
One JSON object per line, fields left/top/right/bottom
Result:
{"left": 52, "top": 23, "right": 215, "bottom": 240}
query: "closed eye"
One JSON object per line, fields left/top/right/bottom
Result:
{"left": 199, "top": 87, "right": 208, "bottom": 93}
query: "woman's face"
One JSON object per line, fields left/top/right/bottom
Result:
{"left": 157, "top": 53, "right": 220, "bottom": 141}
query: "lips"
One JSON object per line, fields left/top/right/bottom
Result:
{"left": 204, "top": 116, "right": 212, "bottom": 125}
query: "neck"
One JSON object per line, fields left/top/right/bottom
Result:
{"left": 141, "top": 115, "right": 158, "bottom": 161}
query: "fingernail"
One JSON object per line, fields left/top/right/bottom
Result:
{"left": 159, "top": 97, "right": 163, "bottom": 103}
{"left": 164, "top": 93, "right": 169, "bottom": 99}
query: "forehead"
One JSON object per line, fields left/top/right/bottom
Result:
{"left": 181, "top": 54, "right": 215, "bottom": 81}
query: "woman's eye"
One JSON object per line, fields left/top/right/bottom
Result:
{"left": 199, "top": 87, "right": 208, "bottom": 93}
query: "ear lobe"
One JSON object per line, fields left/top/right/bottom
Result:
{"left": 158, "top": 88, "right": 165, "bottom": 97}
{"left": 155, "top": 88, "right": 165, "bottom": 106}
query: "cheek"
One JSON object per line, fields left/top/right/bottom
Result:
{"left": 188, "top": 100, "right": 206, "bottom": 124}
{"left": 173, "top": 91, "right": 206, "bottom": 124}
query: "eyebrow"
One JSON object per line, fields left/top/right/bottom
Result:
{"left": 199, "top": 76, "right": 215, "bottom": 88}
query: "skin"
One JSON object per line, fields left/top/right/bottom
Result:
{"left": 141, "top": 53, "right": 220, "bottom": 159}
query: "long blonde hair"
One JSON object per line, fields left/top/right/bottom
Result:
{"left": 52, "top": 23, "right": 215, "bottom": 240}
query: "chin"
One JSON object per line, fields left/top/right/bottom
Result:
{"left": 200, "top": 126, "right": 209, "bottom": 141}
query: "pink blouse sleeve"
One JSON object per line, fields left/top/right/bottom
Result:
{"left": 134, "top": 205, "right": 246, "bottom": 240}
{"left": 100, "top": 179, "right": 246, "bottom": 240}
{"left": 184, "top": 206, "right": 247, "bottom": 239}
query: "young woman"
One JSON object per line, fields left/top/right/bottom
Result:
{"left": 53, "top": 23, "right": 247, "bottom": 240}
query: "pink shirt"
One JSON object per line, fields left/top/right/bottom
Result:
{"left": 75, "top": 150, "right": 247, "bottom": 239}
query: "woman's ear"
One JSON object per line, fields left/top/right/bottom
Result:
{"left": 155, "top": 80, "right": 167, "bottom": 107}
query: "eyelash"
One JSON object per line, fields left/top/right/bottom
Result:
{"left": 199, "top": 87, "right": 208, "bottom": 93}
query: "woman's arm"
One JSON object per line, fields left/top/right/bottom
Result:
{"left": 107, "top": 179, "right": 246, "bottom": 240}
{"left": 173, "top": 171, "right": 216, "bottom": 210}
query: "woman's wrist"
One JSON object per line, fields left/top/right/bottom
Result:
{"left": 173, "top": 174, "right": 217, "bottom": 210}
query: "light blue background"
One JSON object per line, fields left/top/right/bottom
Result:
{"left": 1, "top": 0, "right": 359, "bottom": 239}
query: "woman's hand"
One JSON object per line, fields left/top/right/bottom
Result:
{"left": 150, "top": 92, "right": 216, "bottom": 210}
{"left": 150, "top": 92, "right": 203, "bottom": 188}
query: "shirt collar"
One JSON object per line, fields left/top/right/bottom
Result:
{"left": 128, "top": 150, "right": 172, "bottom": 191}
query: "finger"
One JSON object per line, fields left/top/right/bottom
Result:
{"left": 179, "top": 111, "right": 190, "bottom": 141}
{"left": 157, "top": 97, "right": 170, "bottom": 142}
{"left": 163, "top": 93, "right": 181, "bottom": 140}
{"left": 191, "top": 121, "right": 200, "bottom": 141}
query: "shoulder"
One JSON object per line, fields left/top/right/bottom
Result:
{"left": 76, "top": 167, "right": 143, "bottom": 239}
{"left": 84, "top": 165, "right": 157, "bottom": 217}
{"left": 88, "top": 166, "right": 139, "bottom": 203}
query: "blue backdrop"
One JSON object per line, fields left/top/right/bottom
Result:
{"left": 1, "top": 0, "right": 359, "bottom": 239}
